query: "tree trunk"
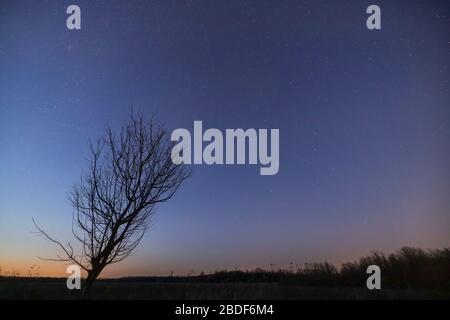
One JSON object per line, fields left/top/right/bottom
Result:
{"left": 82, "top": 268, "right": 102, "bottom": 297}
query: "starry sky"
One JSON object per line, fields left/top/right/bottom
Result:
{"left": 0, "top": 0, "right": 449, "bottom": 277}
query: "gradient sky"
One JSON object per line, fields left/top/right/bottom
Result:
{"left": 0, "top": 0, "right": 449, "bottom": 277}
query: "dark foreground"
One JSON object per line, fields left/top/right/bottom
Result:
{"left": 1, "top": 279, "right": 449, "bottom": 300}
{"left": 3, "top": 247, "right": 449, "bottom": 299}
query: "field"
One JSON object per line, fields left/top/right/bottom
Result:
{"left": 1, "top": 278, "right": 449, "bottom": 300}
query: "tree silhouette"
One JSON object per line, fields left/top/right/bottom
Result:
{"left": 34, "top": 112, "right": 190, "bottom": 295}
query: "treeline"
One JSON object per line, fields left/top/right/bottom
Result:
{"left": 119, "top": 247, "right": 450, "bottom": 289}
{"left": 339, "top": 247, "right": 450, "bottom": 289}
{"left": 2, "top": 247, "right": 449, "bottom": 290}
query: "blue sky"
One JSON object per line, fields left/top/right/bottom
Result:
{"left": 0, "top": 0, "right": 449, "bottom": 277}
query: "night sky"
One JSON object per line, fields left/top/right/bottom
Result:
{"left": 0, "top": 0, "right": 449, "bottom": 277}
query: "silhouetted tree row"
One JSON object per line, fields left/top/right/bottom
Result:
{"left": 339, "top": 247, "right": 450, "bottom": 289}
{"left": 2, "top": 247, "right": 449, "bottom": 290}
{"left": 116, "top": 247, "right": 450, "bottom": 290}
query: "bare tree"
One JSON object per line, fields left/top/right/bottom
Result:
{"left": 34, "top": 112, "right": 190, "bottom": 295}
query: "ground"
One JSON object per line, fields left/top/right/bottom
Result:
{"left": 1, "top": 279, "right": 449, "bottom": 300}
